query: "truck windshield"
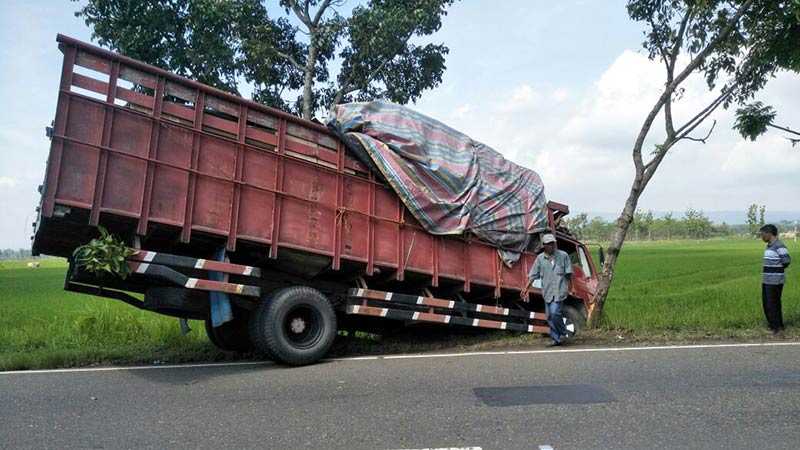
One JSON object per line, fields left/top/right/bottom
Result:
{"left": 577, "top": 246, "right": 594, "bottom": 277}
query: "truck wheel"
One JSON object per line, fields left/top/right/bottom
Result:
{"left": 562, "top": 304, "right": 587, "bottom": 337}
{"left": 250, "top": 286, "right": 336, "bottom": 366}
{"left": 205, "top": 308, "right": 253, "bottom": 353}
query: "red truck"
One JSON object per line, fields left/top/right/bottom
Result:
{"left": 32, "top": 35, "right": 600, "bottom": 365}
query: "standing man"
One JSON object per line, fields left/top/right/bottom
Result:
{"left": 521, "top": 233, "right": 573, "bottom": 347}
{"left": 760, "top": 224, "right": 791, "bottom": 333}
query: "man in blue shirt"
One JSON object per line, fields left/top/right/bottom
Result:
{"left": 521, "top": 233, "right": 573, "bottom": 347}
{"left": 760, "top": 224, "right": 791, "bottom": 333}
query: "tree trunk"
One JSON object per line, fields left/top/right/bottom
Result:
{"left": 587, "top": 181, "right": 643, "bottom": 326}
{"left": 302, "top": 41, "right": 318, "bottom": 121}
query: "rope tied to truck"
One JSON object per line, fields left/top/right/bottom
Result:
{"left": 327, "top": 100, "right": 550, "bottom": 266}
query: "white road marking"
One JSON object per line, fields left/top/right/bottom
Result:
{"left": 334, "top": 342, "right": 800, "bottom": 361}
{"left": 386, "top": 447, "right": 481, "bottom": 450}
{"left": 2, "top": 342, "right": 798, "bottom": 375}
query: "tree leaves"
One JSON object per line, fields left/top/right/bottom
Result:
{"left": 72, "top": 226, "right": 138, "bottom": 279}
{"left": 75, "top": 0, "right": 457, "bottom": 119}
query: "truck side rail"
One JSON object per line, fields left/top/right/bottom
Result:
{"left": 347, "top": 288, "right": 550, "bottom": 334}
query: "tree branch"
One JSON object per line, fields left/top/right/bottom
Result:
{"left": 673, "top": 88, "right": 731, "bottom": 139}
{"left": 633, "top": 1, "right": 755, "bottom": 178}
{"left": 768, "top": 123, "right": 800, "bottom": 137}
{"left": 285, "top": 0, "right": 311, "bottom": 26}
{"left": 681, "top": 120, "right": 716, "bottom": 143}
{"left": 312, "top": 0, "right": 333, "bottom": 26}
{"left": 331, "top": 55, "right": 394, "bottom": 105}
{"left": 276, "top": 50, "right": 306, "bottom": 71}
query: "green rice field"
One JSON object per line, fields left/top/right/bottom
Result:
{"left": 1, "top": 238, "right": 797, "bottom": 370}
{"left": 600, "top": 239, "right": 798, "bottom": 333}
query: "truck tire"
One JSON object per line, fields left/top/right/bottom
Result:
{"left": 562, "top": 303, "right": 587, "bottom": 337}
{"left": 205, "top": 307, "right": 253, "bottom": 353}
{"left": 249, "top": 286, "right": 336, "bottom": 366}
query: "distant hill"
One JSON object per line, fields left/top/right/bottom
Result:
{"left": 580, "top": 210, "right": 800, "bottom": 226}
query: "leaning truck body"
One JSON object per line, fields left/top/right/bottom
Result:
{"left": 32, "top": 35, "right": 599, "bottom": 366}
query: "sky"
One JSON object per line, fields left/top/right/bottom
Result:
{"left": 1, "top": 1, "right": 798, "bottom": 249}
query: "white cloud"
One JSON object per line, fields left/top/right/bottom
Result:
{"left": 0, "top": 177, "right": 19, "bottom": 188}
{"left": 420, "top": 47, "right": 800, "bottom": 216}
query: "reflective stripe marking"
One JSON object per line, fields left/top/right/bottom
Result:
{"left": 136, "top": 263, "right": 149, "bottom": 273}
{"left": 195, "top": 259, "right": 205, "bottom": 269}
{"left": 186, "top": 278, "right": 198, "bottom": 289}
{"left": 142, "top": 252, "right": 155, "bottom": 262}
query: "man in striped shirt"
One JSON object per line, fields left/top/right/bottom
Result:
{"left": 759, "top": 224, "right": 791, "bottom": 333}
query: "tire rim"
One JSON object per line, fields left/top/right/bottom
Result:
{"left": 284, "top": 304, "right": 323, "bottom": 348}
{"left": 562, "top": 317, "right": 576, "bottom": 336}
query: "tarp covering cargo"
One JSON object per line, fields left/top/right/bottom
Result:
{"left": 327, "top": 100, "right": 549, "bottom": 261}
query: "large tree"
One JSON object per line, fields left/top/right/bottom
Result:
{"left": 588, "top": 0, "right": 800, "bottom": 325}
{"left": 733, "top": 2, "right": 800, "bottom": 145}
{"left": 74, "top": 0, "right": 455, "bottom": 120}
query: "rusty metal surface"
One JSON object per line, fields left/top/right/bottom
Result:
{"left": 34, "top": 36, "right": 597, "bottom": 310}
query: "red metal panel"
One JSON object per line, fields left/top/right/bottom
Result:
{"left": 373, "top": 187, "right": 400, "bottom": 266}
{"left": 367, "top": 176, "right": 376, "bottom": 275}
{"left": 437, "top": 238, "right": 465, "bottom": 281}
{"left": 71, "top": 72, "right": 108, "bottom": 96}
{"left": 42, "top": 45, "right": 76, "bottom": 218}
{"left": 162, "top": 102, "right": 195, "bottom": 123}
{"left": 244, "top": 126, "right": 278, "bottom": 149}
{"left": 340, "top": 177, "right": 370, "bottom": 261}
{"left": 88, "top": 60, "right": 120, "bottom": 226}
{"left": 332, "top": 140, "right": 345, "bottom": 270}
{"left": 181, "top": 90, "right": 204, "bottom": 242}
{"left": 137, "top": 75, "right": 165, "bottom": 235}
{"left": 402, "top": 228, "right": 433, "bottom": 274}
{"left": 469, "top": 244, "right": 496, "bottom": 285}
{"left": 43, "top": 36, "right": 555, "bottom": 299}
{"left": 148, "top": 122, "right": 191, "bottom": 225}
{"left": 238, "top": 147, "right": 277, "bottom": 241}
{"left": 279, "top": 160, "right": 337, "bottom": 254}
{"left": 194, "top": 132, "right": 236, "bottom": 232}
{"left": 226, "top": 104, "right": 248, "bottom": 251}
{"left": 102, "top": 110, "right": 149, "bottom": 215}
{"left": 269, "top": 119, "right": 287, "bottom": 259}
{"left": 203, "top": 113, "right": 239, "bottom": 136}
{"left": 192, "top": 177, "right": 232, "bottom": 233}
{"left": 55, "top": 141, "right": 98, "bottom": 207}
{"left": 500, "top": 253, "right": 528, "bottom": 288}
{"left": 114, "top": 86, "right": 155, "bottom": 111}
{"left": 465, "top": 243, "right": 497, "bottom": 286}
{"left": 63, "top": 97, "right": 105, "bottom": 145}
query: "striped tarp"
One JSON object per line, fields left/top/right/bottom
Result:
{"left": 328, "top": 100, "right": 548, "bottom": 258}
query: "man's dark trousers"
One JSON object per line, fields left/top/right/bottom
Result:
{"left": 762, "top": 283, "right": 784, "bottom": 331}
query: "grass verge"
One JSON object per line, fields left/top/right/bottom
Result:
{"left": 1, "top": 238, "right": 797, "bottom": 370}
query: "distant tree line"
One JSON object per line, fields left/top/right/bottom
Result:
{"left": 562, "top": 206, "right": 796, "bottom": 243}
{"left": 0, "top": 248, "right": 34, "bottom": 259}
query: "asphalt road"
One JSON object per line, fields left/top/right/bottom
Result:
{"left": 1, "top": 343, "right": 799, "bottom": 450}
